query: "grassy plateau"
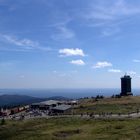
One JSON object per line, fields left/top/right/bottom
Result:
{"left": 73, "top": 96, "right": 140, "bottom": 114}
{"left": 1, "top": 96, "right": 140, "bottom": 140}
{"left": 1, "top": 117, "right": 140, "bottom": 140}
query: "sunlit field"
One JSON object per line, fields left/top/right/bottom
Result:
{"left": 1, "top": 117, "right": 140, "bottom": 140}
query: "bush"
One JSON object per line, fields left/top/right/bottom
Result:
{"left": 95, "top": 95, "right": 104, "bottom": 99}
{"left": 1, "top": 118, "right": 6, "bottom": 125}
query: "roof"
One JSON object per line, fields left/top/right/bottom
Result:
{"left": 32, "top": 100, "right": 60, "bottom": 106}
{"left": 121, "top": 75, "right": 131, "bottom": 79}
{"left": 71, "top": 100, "right": 78, "bottom": 103}
{"left": 52, "top": 105, "right": 71, "bottom": 111}
{"left": 40, "top": 100, "right": 60, "bottom": 105}
{"left": 31, "top": 103, "right": 40, "bottom": 106}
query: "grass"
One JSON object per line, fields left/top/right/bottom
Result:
{"left": 1, "top": 96, "right": 140, "bottom": 140}
{"left": 1, "top": 117, "right": 140, "bottom": 140}
{"left": 73, "top": 96, "right": 140, "bottom": 114}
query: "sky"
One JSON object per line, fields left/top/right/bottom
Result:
{"left": 0, "top": 0, "right": 140, "bottom": 89}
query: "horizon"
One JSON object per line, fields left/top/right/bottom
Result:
{"left": 0, "top": 88, "right": 140, "bottom": 98}
{"left": 0, "top": 0, "right": 140, "bottom": 88}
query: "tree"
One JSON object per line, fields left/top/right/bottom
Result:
{"left": 1, "top": 118, "right": 6, "bottom": 125}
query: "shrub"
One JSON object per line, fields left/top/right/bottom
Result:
{"left": 1, "top": 118, "right": 6, "bottom": 125}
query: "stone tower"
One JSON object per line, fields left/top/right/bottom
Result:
{"left": 120, "top": 75, "right": 133, "bottom": 96}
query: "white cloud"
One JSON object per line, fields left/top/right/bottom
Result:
{"left": 0, "top": 34, "right": 51, "bottom": 52}
{"left": 2, "top": 34, "right": 38, "bottom": 48}
{"left": 127, "top": 71, "right": 136, "bottom": 75}
{"left": 51, "top": 26, "right": 75, "bottom": 40}
{"left": 81, "top": 0, "right": 140, "bottom": 37}
{"left": 59, "top": 48, "right": 85, "bottom": 57}
{"left": 70, "top": 60, "right": 85, "bottom": 66}
{"left": 84, "top": 0, "right": 140, "bottom": 24}
{"left": 108, "top": 69, "right": 121, "bottom": 73}
{"left": 93, "top": 61, "right": 112, "bottom": 69}
{"left": 102, "top": 27, "right": 120, "bottom": 37}
{"left": 133, "top": 59, "right": 140, "bottom": 63}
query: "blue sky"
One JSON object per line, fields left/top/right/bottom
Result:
{"left": 0, "top": 0, "right": 140, "bottom": 88}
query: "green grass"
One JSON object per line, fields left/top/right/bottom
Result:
{"left": 73, "top": 103, "right": 140, "bottom": 114}
{"left": 1, "top": 96, "right": 140, "bottom": 140}
{"left": 73, "top": 96, "right": 140, "bottom": 114}
{"left": 1, "top": 117, "right": 140, "bottom": 140}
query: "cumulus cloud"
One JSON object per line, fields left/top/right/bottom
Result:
{"left": 108, "top": 69, "right": 121, "bottom": 73}
{"left": 59, "top": 48, "right": 85, "bottom": 57}
{"left": 93, "top": 61, "right": 112, "bottom": 69}
{"left": 70, "top": 60, "right": 85, "bottom": 66}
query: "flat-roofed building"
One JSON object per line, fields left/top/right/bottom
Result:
{"left": 52, "top": 105, "right": 71, "bottom": 114}
{"left": 31, "top": 100, "right": 62, "bottom": 110}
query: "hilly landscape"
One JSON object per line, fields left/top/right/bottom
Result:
{"left": 1, "top": 96, "right": 140, "bottom": 140}
{"left": 0, "top": 94, "right": 45, "bottom": 107}
{"left": 0, "top": 94, "right": 70, "bottom": 107}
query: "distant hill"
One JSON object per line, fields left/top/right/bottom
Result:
{"left": 0, "top": 94, "right": 70, "bottom": 107}
{"left": 47, "top": 96, "right": 70, "bottom": 101}
{"left": 0, "top": 94, "right": 44, "bottom": 107}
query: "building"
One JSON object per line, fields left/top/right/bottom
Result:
{"left": 120, "top": 75, "right": 133, "bottom": 96}
{"left": 64, "top": 100, "right": 78, "bottom": 106}
{"left": 31, "top": 100, "right": 62, "bottom": 110}
{"left": 0, "top": 108, "right": 11, "bottom": 116}
{"left": 52, "top": 105, "right": 71, "bottom": 114}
